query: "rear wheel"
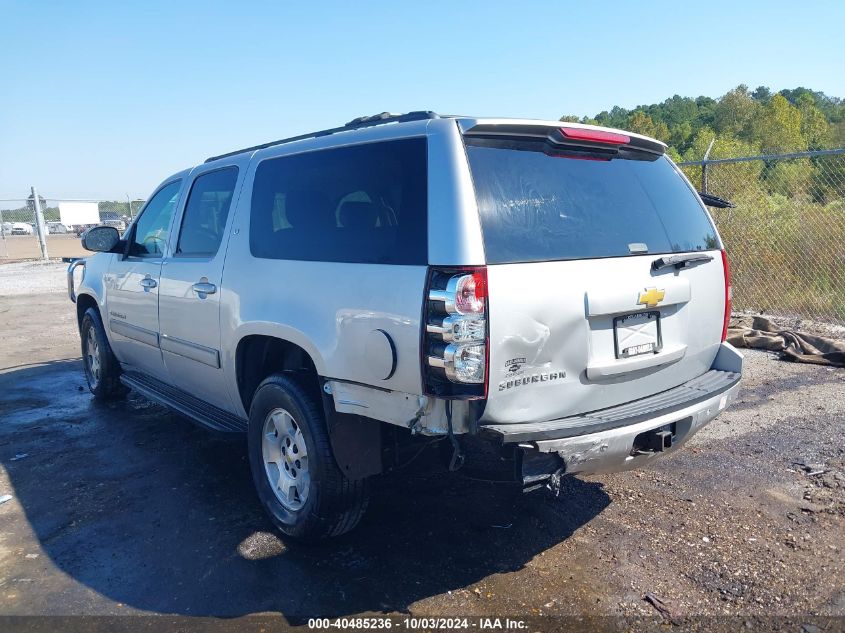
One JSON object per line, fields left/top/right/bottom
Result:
{"left": 80, "top": 307, "right": 127, "bottom": 400}
{"left": 247, "top": 373, "right": 369, "bottom": 540}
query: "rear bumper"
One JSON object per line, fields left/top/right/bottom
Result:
{"left": 537, "top": 377, "right": 740, "bottom": 475}
{"left": 481, "top": 343, "right": 743, "bottom": 476}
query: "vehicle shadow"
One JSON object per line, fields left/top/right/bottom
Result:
{"left": 0, "top": 360, "right": 610, "bottom": 620}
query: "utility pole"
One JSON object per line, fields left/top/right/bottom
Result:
{"left": 0, "top": 206, "right": 6, "bottom": 258}
{"left": 701, "top": 137, "right": 716, "bottom": 195}
{"left": 31, "top": 186, "right": 49, "bottom": 260}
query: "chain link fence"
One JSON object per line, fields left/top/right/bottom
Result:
{"left": 681, "top": 149, "right": 845, "bottom": 327}
{"left": 0, "top": 197, "right": 145, "bottom": 261}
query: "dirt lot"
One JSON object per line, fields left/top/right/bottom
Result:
{"left": 0, "top": 264, "right": 843, "bottom": 629}
{"left": 0, "top": 234, "right": 87, "bottom": 262}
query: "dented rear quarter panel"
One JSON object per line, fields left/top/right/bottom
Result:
{"left": 219, "top": 119, "right": 480, "bottom": 418}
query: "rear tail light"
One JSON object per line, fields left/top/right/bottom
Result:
{"left": 453, "top": 271, "right": 486, "bottom": 314}
{"left": 423, "top": 267, "right": 488, "bottom": 399}
{"left": 721, "top": 249, "right": 732, "bottom": 341}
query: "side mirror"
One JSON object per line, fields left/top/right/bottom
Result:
{"left": 81, "top": 225, "right": 121, "bottom": 253}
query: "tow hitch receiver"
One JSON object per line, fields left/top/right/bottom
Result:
{"left": 632, "top": 423, "right": 676, "bottom": 455}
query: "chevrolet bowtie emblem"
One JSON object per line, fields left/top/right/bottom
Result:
{"left": 637, "top": 287, "right": 666, "bottom": 308}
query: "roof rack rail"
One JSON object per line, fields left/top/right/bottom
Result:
{"left": 204, "top": 110, "right": 440, "bottom": 163}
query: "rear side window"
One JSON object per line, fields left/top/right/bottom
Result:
{"left": 176, "top": 167, "right": 239, "bottom": 256}
{"left": 465, "top": 140, "right": 719, "bottom": 264}
{"left": 250, "top": 138, "right": 427, "bottom": 265}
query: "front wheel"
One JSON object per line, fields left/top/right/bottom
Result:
{"left": 80, "top": 307, "right": 127, "bottom": 400}
{"left": 247, "top": 373, "right": 369, "bottom": 540}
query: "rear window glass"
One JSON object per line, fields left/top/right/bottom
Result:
{"left": 250, "top": 138, "right": 427, "bottom": 265}
{"left": 465, "top": 140, "right": 719, "bottom": 264}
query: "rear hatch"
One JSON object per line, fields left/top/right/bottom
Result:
{"left": 462, "top": 123, "right": 728, "bottom": 425}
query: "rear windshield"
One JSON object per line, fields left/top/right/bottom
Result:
{"left": 464, "top": 139, "right": 719, "bottom": 264}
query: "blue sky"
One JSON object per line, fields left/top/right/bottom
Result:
{"left": 2, "top": 0, "right": 844, "bottom": 200}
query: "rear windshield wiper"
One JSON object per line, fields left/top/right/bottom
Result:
{"left": 698, "top": 192, "right": 734, "bottom": 208}
{"left": 651, "top": 253, "right": 714, "bottom": 271}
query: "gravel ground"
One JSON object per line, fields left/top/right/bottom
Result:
{"left": 0, "top": 261, "right": 71, "bottom": 296}
{"left": 0, "top": 267, "right": 843, "bottom": 629}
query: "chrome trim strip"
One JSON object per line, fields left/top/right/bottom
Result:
{"left": 426, "top": 321, "right": 450, "bottom": 338}
{"left": 428, "top": 276, "right": 462, "bottom": 315}
{"left": 109, "top": 319, "right": 159, "bottom": 348}
{"left": 160, "top": 334, "right": 221, "bottom": 368}
{"left": 427, "top": 355, "right": 446, "bottom": 369}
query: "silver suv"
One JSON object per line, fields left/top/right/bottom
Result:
{"left": 69, "top": 112, "right": 743, "bottom": 540}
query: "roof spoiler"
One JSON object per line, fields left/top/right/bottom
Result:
{"left": 462, "top": 123, "right": 666, "bottom": 157}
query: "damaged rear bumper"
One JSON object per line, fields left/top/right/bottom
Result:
{"left": 482, "top": 343, "right": 743, "bottom": 476}
{"left": 533, "top": 377, "right": 740, "bottom": 475}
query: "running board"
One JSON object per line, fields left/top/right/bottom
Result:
{"left": 120, "top": 372, "right": 247, "bottom": 433}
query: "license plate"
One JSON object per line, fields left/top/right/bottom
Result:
{"left": 614, "top": 311, "right": 662, "bottom": 359}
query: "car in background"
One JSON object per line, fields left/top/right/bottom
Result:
{"left": 10, "top": 222, "right": 34, "bottom": 235}
{"left": 73, "top": 224, "right": 97, "bottom": 236}
{"left": 47, "top": 221, "right": 70, "bottom": 234}
{"left": 99, "top": 212, "right": 126, "bottom": 232}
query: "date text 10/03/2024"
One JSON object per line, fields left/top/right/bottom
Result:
{"left": 308, "top": 617, "right": 529, "bottom": 630}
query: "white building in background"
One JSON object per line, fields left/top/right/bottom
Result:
{"left": 58, "top": 201, "right": 100, "bottom": 231}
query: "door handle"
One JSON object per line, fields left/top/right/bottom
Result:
{"left": 192, "top": 281, "right": 217, "bottom": 295}
{"left": 140, "top": 276, "right": 157, "bottom": 290}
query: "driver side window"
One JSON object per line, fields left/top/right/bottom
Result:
{"left": 129, "top": 180, "right": 182, "bottom": 257}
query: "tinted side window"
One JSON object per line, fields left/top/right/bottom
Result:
{"left": 250, "top": 138, "right": 427, "bottom": 265}
{"left": 176, "top": 167, "right": 239, "bottom": 256}
{"left": 130, "top": 180, "right": 182, "bottom": 257}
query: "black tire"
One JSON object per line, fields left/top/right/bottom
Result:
{"left": 247, "top": 373, "right": 369, "bottom": 540}
{"left": 80, "top": 307, "right": 127, "bottom": 401}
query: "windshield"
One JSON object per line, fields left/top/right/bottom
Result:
{"left": 464, "top": 139, "right": 720, "bottom": 264}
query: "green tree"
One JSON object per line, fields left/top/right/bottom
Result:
{"left": 683, "top": 126, "right": 716, "bottom": 162}
{"left": 659, "top": 95, "right": 700, "bottom": 127}
{"left": 753, "top": 94, "right": 806, "bottom": 154}
{"left": 665, "top": 146, "right": 683, "bottom": 163}
{"left": 830, "top": 120, "right": 845, "bottom": 147}
{"left": 626, "top": 110, "right": 669, "bottom": 141}
{"left": 669, "top": 121, "right": 693, "bottom": 148}
{"left": 751, "top": 85, "right": 772, "bottom": 103}
{"left": 594, "top": 105, "right": 628, "bottom": 129}
{"left": 557, "top": 83, "right": 842, "bottom": 160}
{"left": 694, "top": 96, "right": 718, "bottom": 130}
{"left": 796, "top": 94, "right": 831, "bottom": 149}
{"left": 682, "top": 128, "right": 762, "bottom": 198}
{"left": 713, "top": 85, "right": 761, "bottom": 138}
